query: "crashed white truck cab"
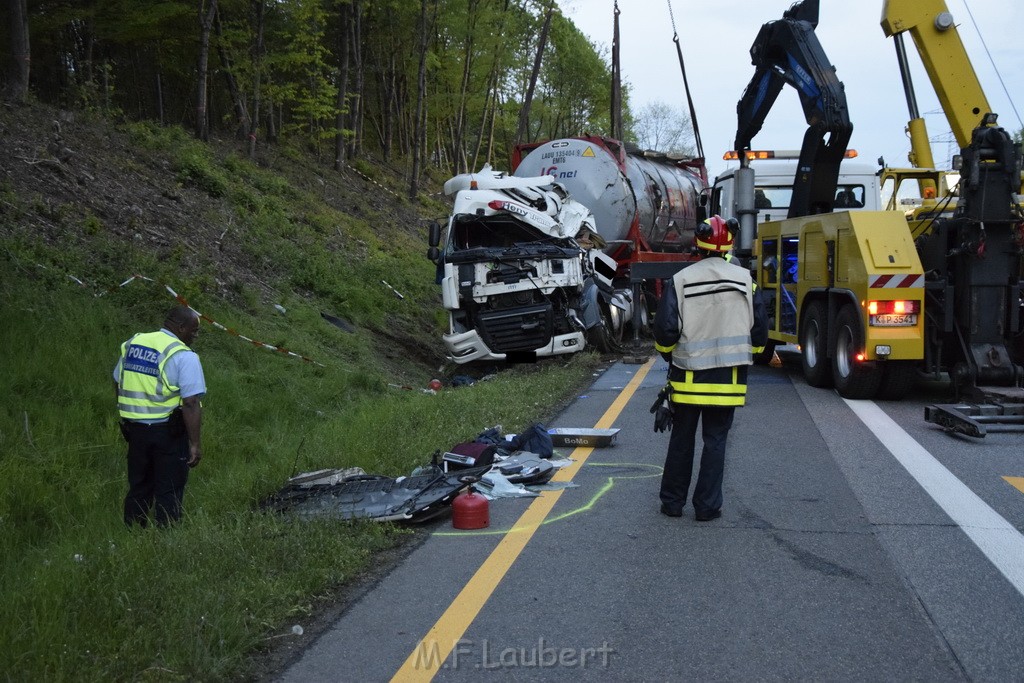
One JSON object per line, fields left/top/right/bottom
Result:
{"left": 430, "top": 166, "right": 620, "bottom": 363}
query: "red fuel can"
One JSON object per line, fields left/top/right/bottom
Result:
{"left": 452, "top": 489, "right": 489, "bottom": 529}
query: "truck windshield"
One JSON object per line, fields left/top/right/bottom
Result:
{"left": 755, "top": 184, "right": 866, "bottom": 211}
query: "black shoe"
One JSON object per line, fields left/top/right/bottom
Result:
{"left": 695, "top": 509, "right": 722, "bottom": 522}
{"left": 660, "top": 503, "right": 683, "bottom": 518}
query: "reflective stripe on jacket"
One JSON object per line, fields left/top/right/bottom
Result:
{"left": 667, "top": 365, "right": 749, "bottom": 407}
{"left": 654, "top": 257, "right": 762, "bottom": 408}
{"left": 117, "top": 331, "right": 189, "bottom": 421}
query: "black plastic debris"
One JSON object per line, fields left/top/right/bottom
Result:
{"left": 320, "top": 310, "right": 356, "bottom": 333}
{"left": 264, "top": 464, "right": 490, "bottom": 522}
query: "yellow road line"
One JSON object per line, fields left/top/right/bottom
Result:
{"left": 1004, "top": 476, "right": 1024, "bottom": 495}
{"left": 390, "top": 358, "right": 656, "bottom": 682}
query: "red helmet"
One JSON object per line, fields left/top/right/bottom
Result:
{"left": 695, "top": 215, "right": 735, "bottom": 253}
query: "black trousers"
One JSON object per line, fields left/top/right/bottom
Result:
{"left": 123, "top": 421, "right": 190, "bottom": 527}
{"left": 659, "top": 404, "right": 735, "bottom": 515}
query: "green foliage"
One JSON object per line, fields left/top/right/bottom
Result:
{"left": 264, "top": 0, "right": 339, "bottom": 148}
{"left": 174, "top": 146, "right": 230, "bottom": 198}
{"left": 82, "top": 213, "right": 104, "bottom": 235}
{"left": 0, "top": 250, "right": 600, "bottom": 679}
{"left": 122, "top": 120, "right": 190, "bottom": 151}
{"left": 24, "top": 0, "right": 623, "bottom": 181}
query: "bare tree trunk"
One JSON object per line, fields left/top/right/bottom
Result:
{"left": 349, "top": 0, "right": 364, "bottom": 158}
{"left": 195, "top": 0, "right": 217, "bottom": 140}
{"left": 334, "top": 1, "right": 351, "bottom": 170}
{"left": 486, "top": 90, "right": 500, "bottom": 164}
{"left": 248, "top": 0, "right": 264, "bottom": 157}
{"left": 4, "top": 0, "right": 30, "bottom": 102}
{"left": 379, "top": 47, "right": 396, "bottom": 160}
{"left": 450, "top": 0, "right": 479, "bottom": 175}
{"left": 156, "top": 69, "right": 165, "bottom": 125}
{"left": 515, "top": 1, "right": 553, "bottom": 146}
{"left": 214, "top": 5, "right": 250, "bottom": 139}
{"left": 408, "top": 0, "right": 431, "bottom": 197}
{"left": 472, "top": 0, "right": 510, "bottom": 170}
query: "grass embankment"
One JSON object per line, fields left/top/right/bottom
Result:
{"left": 0, "top": 116, "right": 603, "bottom": 680}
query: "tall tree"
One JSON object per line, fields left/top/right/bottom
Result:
{"left": 195, "top": 0, "right": 218, "bottom": 140}
{"left": 515, "top": 1, "right": 553, "bottom": 145}
{"left": 214, "top": 4, "right": 250, "bottom": 138}
{"left": 248, "top": 0, "right": 265, "bottom": 157}
{"left": 408, "top": 0, "right": 432, "bottom": 197}
{"left": 632, "top": 100, "right": 695, "bottom": 155}
{"left": 333, "top": 0, "right": 352, "bottom": 170}
{"left": 3, "top": 0, "right": 30, "bottom": 101}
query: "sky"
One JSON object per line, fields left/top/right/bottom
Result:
{"left": 554, "top": 0, "right": 1024, "bottom": 180}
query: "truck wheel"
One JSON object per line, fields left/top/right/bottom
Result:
{"left": 632, "top": 291, "right": 652, "bottom": 337}
{"left": 876, "top": 361, "right": 918, "bottom": 400}
{"left": 800, "top": 301, "right": 832, "bottom": 387}
{"left": 753, "top": 339, "right": 778, "bottom": 366}
{"left": 587, "top": 303, "right": 620, "bottom": 354}
{"left": 832, "top": 305, "right": 882, "bottom": 399}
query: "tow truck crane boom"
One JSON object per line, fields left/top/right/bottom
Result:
{"left": 881, "top": 0, "right": 991, "bottom": 155}
{"left": 734, "top": 0, "right": 851, "bottom": 223}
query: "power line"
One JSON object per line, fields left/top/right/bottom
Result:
{"left": 960, "top": 0, "right": 1023, "bottom": 130}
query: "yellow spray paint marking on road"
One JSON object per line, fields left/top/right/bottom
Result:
{"left": 1004, "top": 476, "right": 1024, "bottom": 495}
{"left": 390, "top": 358, "right": 656, "bottom": 682}
{"left": 432, "top": 462, "right": 663, "bottom": 537}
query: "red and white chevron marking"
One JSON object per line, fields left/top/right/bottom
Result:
{"left": 868, "top": 273, "right": 924, "bottom": 288}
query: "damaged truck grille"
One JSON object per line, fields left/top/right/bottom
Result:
{"left": 475, "top": 303, "right": 553, "bottom": 353}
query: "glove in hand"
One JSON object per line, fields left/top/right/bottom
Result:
{"left": 650, "top": 387, "right": 673, "bottom": 433}
{"left": 653, "top": 405, "right": 673, "bottom": 432}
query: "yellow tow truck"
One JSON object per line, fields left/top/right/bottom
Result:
{"left": 729, "top": 0, "right": 1024, "bottom": 432}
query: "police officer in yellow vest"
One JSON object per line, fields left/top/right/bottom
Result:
{"left": 654, "top": 216, "right": 768, "bottom": 521}
{"left": 113, "top": 305, "right": 206, "bottom": 527}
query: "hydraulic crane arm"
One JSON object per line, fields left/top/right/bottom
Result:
{"left": 734, "top": 0, "right": 852, "bottom": 218}
{"left": 881, "top": 0, "right": 991, "bottom": 152}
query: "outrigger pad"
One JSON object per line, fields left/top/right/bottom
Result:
{"left": 924, "top": 401, "right": 1024, "bottom": 438}
{"left": 264, "top": 465, "right": 491, "bottom": 522}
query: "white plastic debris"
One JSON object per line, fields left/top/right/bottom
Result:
{"left": 478, "top": 472, "right": 539, "bottom": 499}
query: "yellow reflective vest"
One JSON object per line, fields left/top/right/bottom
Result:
{"left": 117, "top": 331, "right": 190, "bottom": 421}
{"left": 654, "top": 257, "right": 758, "bottom": 407}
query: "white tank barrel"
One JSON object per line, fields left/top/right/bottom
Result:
{"left": 513, "top": 137, "right": 705, "bottom": 253}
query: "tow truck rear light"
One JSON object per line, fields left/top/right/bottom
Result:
{"left": 868, "top": 299, "right": 920, "bottom": 327}
{"left": 867, "top": 300, "right": 920, "bottom": 315}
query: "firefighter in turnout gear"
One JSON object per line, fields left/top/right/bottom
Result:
{"left": 654, "top": 216, "right": 768, "bottom": 521}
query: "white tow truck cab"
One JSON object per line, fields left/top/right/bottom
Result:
{"left": 711, "top": 150, "right": 881, "bottom": 223}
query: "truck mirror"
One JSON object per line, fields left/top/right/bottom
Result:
{"left": 428, "top": 220, "right": 441, "bottom": 248}
{"left": 427, "top": 246, "right": 439, "bottom": 263}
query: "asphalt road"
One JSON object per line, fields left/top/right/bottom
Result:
{"left": 277, "top": 357, "right": 1024, "bottom": 682}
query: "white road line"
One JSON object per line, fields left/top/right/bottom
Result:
{"left": 843, "top": 398, "right": 1024, "bottom": 598}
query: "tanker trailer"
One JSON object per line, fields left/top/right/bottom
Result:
{"left": 427, "top": 137, "right": 709, "bottom": 364}
{"left": 512, "top": 136, "right": 709, "bottom": 343}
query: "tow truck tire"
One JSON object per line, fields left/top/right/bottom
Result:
{"left": 876, "top": 361, "right": 918, "bottom": 400}
{"left": 800, "top": 301, "right": 832, "bottom": 387}
{"left": 832, "top": 304, "right": 882, "bottom": 399}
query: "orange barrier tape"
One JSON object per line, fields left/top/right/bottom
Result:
{"left": 62, "top": 267, "right": 324, "bottom": 367}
